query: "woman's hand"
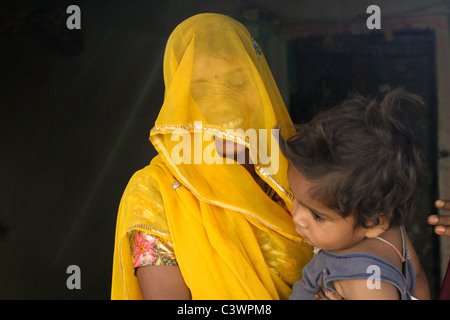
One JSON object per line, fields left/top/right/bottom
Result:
{"left": 428, "top": 200, "right": 450, "bottom": 237}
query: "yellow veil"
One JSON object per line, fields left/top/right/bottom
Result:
{"left": 111, "top": 13, "right": 312, "bottom": 300}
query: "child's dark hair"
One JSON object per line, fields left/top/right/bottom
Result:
{"left": 280, "top": 88, "right": 424, "bottom": 228}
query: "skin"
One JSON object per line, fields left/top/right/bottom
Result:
{"left": 136, "top": 266, "right": 191, "bottom": 299}
{"left": 287, "top": 164, "right": 430, "bottom": 300}
{"left": 428, "top": 200, "right": 450, "bottom": 237}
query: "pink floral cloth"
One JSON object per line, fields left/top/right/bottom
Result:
{"left": 128, "top": 230, "right": 177, "bottom": 268}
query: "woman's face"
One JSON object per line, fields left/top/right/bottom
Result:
{"left": 190, "top": 51, "right": 256, "bottom": 159}
{"left": 190, "top": 51, "right": 255, "bottom": 130}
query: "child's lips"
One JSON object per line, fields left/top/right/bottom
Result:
{"left": 295, "top": 227, "right": 310, "bottom": 243}
{"left": 301, "top": 235, "right": 312, "bottom": 245}
{"left": 296, "top": 229, "right": 315, "bottom": 247}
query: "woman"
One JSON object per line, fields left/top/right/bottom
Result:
{"left": 111, "top": 13, "right": 312, "bottom": 300}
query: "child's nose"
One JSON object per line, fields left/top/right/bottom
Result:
{"left": 292, "top": 203, "right": 309, "bottom": 229}
{"left": 295, "top": 218, "right": 308, "bottom": 229}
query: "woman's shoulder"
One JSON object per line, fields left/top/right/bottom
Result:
{"left": 120, "top": 163, "right": 168, "bottom": 222}
{"left": 125, "top": 157, "right": 171, "bottom": 196}
{"left": 128, "top": 164, "right": 162, "bottom": 187}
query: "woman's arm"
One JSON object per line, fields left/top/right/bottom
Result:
{"left": 136, "top": 265, "right": 191, "bottom": 300}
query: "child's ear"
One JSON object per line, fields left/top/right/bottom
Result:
{"left": 364, "top": 214, "right": 390, "bottom": 238}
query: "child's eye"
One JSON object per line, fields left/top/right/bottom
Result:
{"left": 310, "top": 209, "right": 325, "bottom": 222}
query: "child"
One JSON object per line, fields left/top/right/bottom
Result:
{"left": 281, "top": 89, "right": 430, "bottom": 300}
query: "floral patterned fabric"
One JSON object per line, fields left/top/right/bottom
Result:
{"left": 128, "top": 230, "right": 177, "bottom": 268}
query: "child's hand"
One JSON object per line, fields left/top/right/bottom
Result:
{"left": 428, "top": 200, "right": 450, "bottom": 237}
{"left": 313, "top": 290, "right": 344, "bottom": 300}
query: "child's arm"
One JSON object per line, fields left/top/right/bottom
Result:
{"left": 413, "top": 266, "right": 430, "bottom": 299}
{"left": 405, "top": 232, "right": 431, "bottom": 299}
{"left": 332, "top": 279, "right": 400, "bottom": 300}
{"left": 331, "top": 264, "right": 430, "bottom": 300}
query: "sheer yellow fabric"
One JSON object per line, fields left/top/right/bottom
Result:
{"left": 111, "top": 13, "right": 312, "bottom": 300}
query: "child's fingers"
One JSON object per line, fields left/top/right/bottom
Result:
{"left": 324, "top": 290, "right": 344, "bottom": 300}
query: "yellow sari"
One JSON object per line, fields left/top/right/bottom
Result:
{"left": 111, "top": 13, "right": 312, "bottom": 300}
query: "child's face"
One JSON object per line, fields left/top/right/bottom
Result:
{"left": 287, "top": 164, "right": 371, "bottom": 252}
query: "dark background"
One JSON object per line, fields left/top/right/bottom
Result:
{"left": 0, "top": 0, "right": 447, "bottom": 299}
